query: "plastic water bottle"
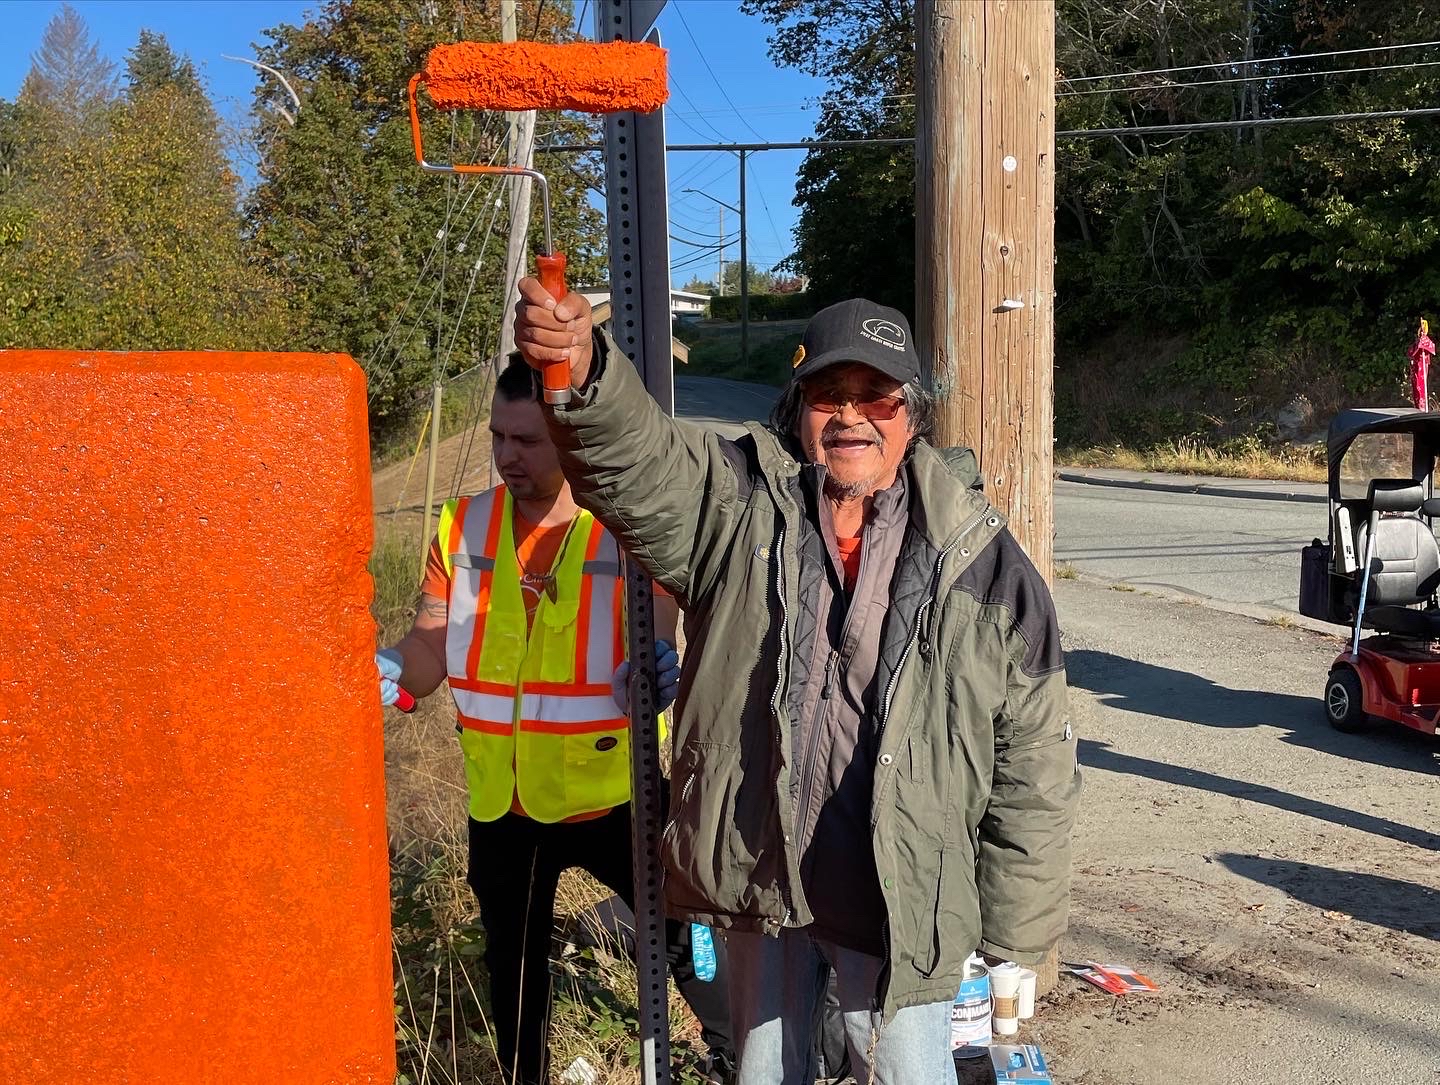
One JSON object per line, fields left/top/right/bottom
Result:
{"left": 690, "top": 923, "right": 716, "bottom": 982}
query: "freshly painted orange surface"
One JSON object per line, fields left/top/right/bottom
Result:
{"left": 424, "top": 40, "right": 668, "bottom": 113}
{"left": 0, "top": 351, "right": 394, "bottom": 1083}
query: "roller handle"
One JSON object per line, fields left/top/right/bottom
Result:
{"left": 536, "top": 251, "right": 573, "bottom": 406}
{"left": 394, "top": 687, "right": 416, "bottom": 714}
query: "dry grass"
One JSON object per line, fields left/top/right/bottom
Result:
{"left": 373, "top": 525, "right": 708, "bottom": 1085}
{"left": 1058, "top": 437, "right": 1326, "bottom": 483}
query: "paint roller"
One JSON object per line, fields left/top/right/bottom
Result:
{"left": 408, "top": 39, "right": 668, "bottom": 405}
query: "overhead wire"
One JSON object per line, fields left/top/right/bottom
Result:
{"left": 672, "top": 4, "right": 767, "bottom": 143}
{"left": 1056, "top": 102, "right": 1440, "bottom": 138}
{"left": 1061, "top": 37, "right": 1440, "bottom": 85}
{"left": 1059, "top": 56, "right": 1440, "bottom": 97}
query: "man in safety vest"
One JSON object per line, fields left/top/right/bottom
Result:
{"left": 374, "top": 358, "right": 734, "bottom": 1085}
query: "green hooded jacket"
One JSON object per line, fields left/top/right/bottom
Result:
{"left": 547, "top": 335, "right": 1081, "bottom": 1016}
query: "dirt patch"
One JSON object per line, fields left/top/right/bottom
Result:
{"left": 1032, "top": 580, "right": 1440, "bottom": 1083}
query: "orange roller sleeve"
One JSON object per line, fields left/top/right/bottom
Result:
{"left": 423, "top": 40, "right": 668, "bottom": 113}
{"left": 0, "top": 351, "right": 394, "bottom": 1083}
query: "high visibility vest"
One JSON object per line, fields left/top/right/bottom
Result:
{"left": 438, "top": 487, "right": 631, "bottom": 824}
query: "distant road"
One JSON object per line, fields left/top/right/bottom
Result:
{"left": 674, "top": 375, "right": 777, "bottom": 438}
{"left": 1055, "top": 480, "right": 1318, "bottom": 612}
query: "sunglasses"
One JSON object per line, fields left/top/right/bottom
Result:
{"left": 801, "top": 385, "right": 906, "bottom": 421}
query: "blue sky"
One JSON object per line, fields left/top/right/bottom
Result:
{"left": 1, "top": 0, "right": 828, "bottom": 287}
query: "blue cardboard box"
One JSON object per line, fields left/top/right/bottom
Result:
{"left": 989, "top": 1044, "right": 1052, "bottom": 1084}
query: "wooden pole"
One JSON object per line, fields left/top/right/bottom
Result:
{"left": 420, "top": 378, "right": 444, "bottom": 560}
{"left": 738, "top": 149, "right": 749, "bottom": 370}
{"left": 497, "top": 0, "right": 537, "bottom": 369}
{"left": 916, "top": 0, "right": 1055, "bottom": 583}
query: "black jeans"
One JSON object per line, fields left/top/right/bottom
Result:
{"left": 467, "top": 796, "right": 733, "bottom": 1085}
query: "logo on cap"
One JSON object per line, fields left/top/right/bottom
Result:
{"left": 791, "top": 344, "right": 806, "bottom": 368}
{"left": 861, "top": 318, "right": 906, "bottom": 352}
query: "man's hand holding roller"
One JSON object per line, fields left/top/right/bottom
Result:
{"left": 513, "top": 277, "right": 596, "bottom": 390}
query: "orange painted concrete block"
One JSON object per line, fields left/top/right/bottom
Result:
{"left": 0, "top": 352, "right": 394, "bottom": 1083}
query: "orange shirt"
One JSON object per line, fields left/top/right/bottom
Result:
{"left": 424, "top": 508, "right": 571, "bottom": 634}
{"left": 835, "top": 533, "right": 863, "bottom": 592}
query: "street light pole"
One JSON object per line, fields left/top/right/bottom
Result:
{"left": 683, "top": 182, "right": 746, "bottom": 361}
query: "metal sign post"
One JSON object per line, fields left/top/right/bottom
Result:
{"left": 595, "top": 4, "right": 672, "bottom": 1085}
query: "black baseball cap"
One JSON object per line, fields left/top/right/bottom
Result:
{"left": 788, "top": 298, "right": 921, "bottom": 385}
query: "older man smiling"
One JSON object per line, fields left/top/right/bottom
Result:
{"left": 512, "top": 284, "right": 1080, "bottom": 1085}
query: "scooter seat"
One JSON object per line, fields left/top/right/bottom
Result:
{"left": 1363, "top": 604, "right": 1440, "bottom": 639}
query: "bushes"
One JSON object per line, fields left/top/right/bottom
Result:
{"left": 708, "top": 292, "right": 816, "bottom": 322}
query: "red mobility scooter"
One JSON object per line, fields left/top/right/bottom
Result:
{"left": 1300, "top": 407, "right": 1440, "bottom": 735}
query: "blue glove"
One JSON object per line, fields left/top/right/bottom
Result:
{"left": 376, "top": 648, "right": 403, "bottom": 707}
{"left": 611, "top": 639, "right": 681, "bottom": 714}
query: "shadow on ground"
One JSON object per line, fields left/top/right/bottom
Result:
{"left": 1066, "top": 648, "right": 1439, "bottom": 777}
{"left": 1218, "top": 853, "right": 1440, "bottom": 941}
{"left": 1079, "top": 739, "right": 1439, "bottom": 852}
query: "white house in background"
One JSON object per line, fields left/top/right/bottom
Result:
{"left": 670, "top": 290, "right": 710, "bottom": 320}
{"left": 577, "top": 286, "right": 711, "bottom": 322}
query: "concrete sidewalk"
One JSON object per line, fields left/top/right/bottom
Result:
{"left": 1058, "top": 466, "right": 1326, "bottom": 504}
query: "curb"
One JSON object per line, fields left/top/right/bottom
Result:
{"left": 1056, "top": 470, "right": 1327, "bottom": 504}
{"left": 1056, "top": 569, "right": 1344, "bottom": 640}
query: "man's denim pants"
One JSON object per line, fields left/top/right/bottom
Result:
{"left": 725, "top": 926, "right": 955, "bottom": 1085}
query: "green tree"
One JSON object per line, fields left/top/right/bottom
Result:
{"left": 722, "top": 260, "right": 777, "bottom": 295}
{"left": 680, "top": 276, "right": 716, "bottom": 295}
{"left": 0, "top": 27, "right": 290, "bottom": 350}
{"left": 125, "top": 30, "right": 201, "bottom": 97}
{"left": 246, "top": 0, "right": 605, "bottom": 440}
{"left": 741, "top": 0, "right": 916, "bottom": 312}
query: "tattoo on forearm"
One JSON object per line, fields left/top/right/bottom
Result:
{"left": 419, "top": 596, "right": 447, "bottom": 618}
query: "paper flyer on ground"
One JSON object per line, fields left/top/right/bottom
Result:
{"left": 1067, "top": 962, "right": 1162, "bottom": 995}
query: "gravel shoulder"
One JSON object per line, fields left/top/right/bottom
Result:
{"left": 1027, "top": 580, "right": 1440, "bottom": 1084}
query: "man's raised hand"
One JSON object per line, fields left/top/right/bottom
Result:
{"left": 512, "top": 276, "right": 595, "bottom": 389}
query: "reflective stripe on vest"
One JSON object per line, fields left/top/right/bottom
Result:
{"left": 444, "top": 487, "right": 630, "bottom": 823}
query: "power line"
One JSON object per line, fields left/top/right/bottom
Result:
{"left": 542, "top": 137, "right": 915, "bottom": 152}
{"left": 1060, "top": 56, "right": 1440, "bottom": 97}
{"left": 671, "top": 230, "right": 740, "bottom": 247}
{"left": 1062, "top": 37, "right": 1440, "bottom": 85}
{"left": 672, "top": 4, "right": 767, "bottom": 143}
{"left": 542, "top": 101, "right": 1440, "bottom": 153}
{"left": 1058, "top": 102, "right": 1440, "bottom": 137}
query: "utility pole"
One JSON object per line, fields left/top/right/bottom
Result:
{"left": 420, "top": 378, "right": 443, "bottom": 560}
{"left": 915, "top": 0, "right": 1055, "bottom": 583}
{"left": 684, "top": 186, "right": 742, "bottom": 326}
{"left": 738, "top": 149, "right": 749, "bottom": 370}
{"left": 716, "top": 204, "right": 725, "bottom": 295}
{"left": 497, "top": 0, "right": 538, "bottom": 368}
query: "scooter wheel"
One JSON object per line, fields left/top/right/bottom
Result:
{"left": 1324, "top": 669, "right": 1368, "bottom": 733}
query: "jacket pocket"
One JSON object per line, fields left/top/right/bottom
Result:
{"left": 922, "top": 831, "right": 981, "bottom": 982}
{"left": 661, "top": 741, "right": 746, "bottom": 910}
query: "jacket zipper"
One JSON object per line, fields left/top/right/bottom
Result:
{"left": 661, "top": 770, "right": 697, "bottom": 846}
{"left": 871, "top": 507, "right": 988, "bottom": 1002}
{"left": 876, "top": 507, "right": 988, "bottom": 736}
{"left": 768, "top": 524, "right": 797, "bottom": 927}
{"left": 791, "top": 648, "right": 839, "bottom": 868}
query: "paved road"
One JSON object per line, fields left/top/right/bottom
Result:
{"left": 675, "top": 374, "right": 776, "bottom": 438}
{"left": 1055, "top": 480, "right": 1321, "bottom": 613}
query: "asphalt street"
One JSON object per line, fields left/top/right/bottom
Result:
{"left": 1055, "top": 480, "right": 1320, "bottom": 612}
